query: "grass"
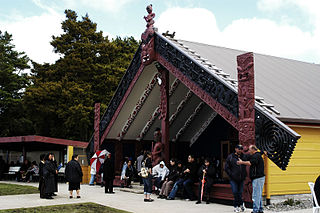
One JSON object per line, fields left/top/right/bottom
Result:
{"left": 0, "top": 183, "right": 39, "bottom": 196}
{"left": 0, "top": 202, "right": 132, "bottom": 213}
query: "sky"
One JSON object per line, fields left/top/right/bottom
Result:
{"left": 1, "top": 0, "right": 320, "bottom": 65}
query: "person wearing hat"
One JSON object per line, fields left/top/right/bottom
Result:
{"left": 225, "top": 144, "right": 247, "bottom": 213}
{"left": 152, "top": 160, "right": 169, "bottom": 193}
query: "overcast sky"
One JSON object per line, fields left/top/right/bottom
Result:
{"left": 1, "top": 0, "right": 319, "bottom": 64}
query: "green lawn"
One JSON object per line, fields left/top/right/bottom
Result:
{"left": 0, "top": 202, "right": 132, "bottom": 213}
{"left": 0, "top": 183, "right": 39, "bottom": 196}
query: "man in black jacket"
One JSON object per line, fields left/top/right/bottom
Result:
{"left": 225, "top": 144, "right": 247, "bottom": 212}
{"left": 183, "top": 155, "right": 198, "bottom": 201}
{"left": 196, "top": 158, "right": 215, "bottom": 204}
{"left": 315, "top": 175, "right": 320, "bottom": 206}
{"left": 65, "top": 154, "right": 83, "bottom": 198}
{"left": 103, "top": 153, "right": 115, "bottom": 194}
{"left": 238, "top": 145, "right": 265, "bottom": 213}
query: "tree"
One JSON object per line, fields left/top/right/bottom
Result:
{"left": 0, "top": 31, "right": 33, "bottom": 136}
{"left": 24, "top": 10, "right": 139, "bottom": 141}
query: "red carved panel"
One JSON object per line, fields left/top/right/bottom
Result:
{"left": 156, "top": 53, "right": 239, "bottom": 130}
{"left": 94, "top": 103, "right": 100, "bottom": 152}
{"left": 237, "top": 52, "right": 255, "bottom": 149}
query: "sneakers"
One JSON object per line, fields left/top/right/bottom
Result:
{"left": 234, "top": 207, "right": 240, "bottom": 213}
{"left": 241, "top": 204, "right": 246, "bottom": 212}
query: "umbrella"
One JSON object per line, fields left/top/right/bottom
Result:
{"left": 200, "top": 172, "right": 206, "bottom": 202}
{"left": 90, "top": 149, "right": 109, "bottom": 173}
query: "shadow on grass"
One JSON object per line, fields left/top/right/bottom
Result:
{"left": 0, "top": 202, "right": 132, "bottom": 213}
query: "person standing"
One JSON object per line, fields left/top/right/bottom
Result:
{"left": 89, "top": 165, "right": 96, "bottom": 186}
{"left": 43, "top": 153, "right": 56, "bottom": 199}
{"left": 136, "top": 150, "right": 145, "bottom": 185}
{"left": 225, "top": 144, "right": 247, "bottom": 212}
{"left": 196, "top": 158, "right": 215, "bottom": 204}
{"left": 51, "top": 154, "right": 58, "bottom": 196}
{"left": 0, "top": 156, "right": 5, "bottom": 180}
{"left": 65, "top": 154, "right": 83, "bottom": 198}
{"left": 141, "top": 151, "right": 153, "bottom": 202}
{"left": 237, "top": 145, "right": 265, "bottom": 213}
{"left": 103, "top": 153, "right": 115, "bottom": 193}
{"left": 38, "top": 154, "right": 46, "bottom": 199}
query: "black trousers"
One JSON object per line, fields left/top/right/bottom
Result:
{"left": 39, "top": 178, "right": 46, "bottom": 198}
{"left": 104, "top": 178, "right": 114, "bottom": 193}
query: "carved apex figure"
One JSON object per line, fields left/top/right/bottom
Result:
{"left": 141, "top": 4, "right": 156, "bottom": 65}
{"left": 152, "top": 127, "right": 163, "bottom": 166}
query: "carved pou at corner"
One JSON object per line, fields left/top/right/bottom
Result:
{"left": 237, "top": 52, "right": 255, "bottom": 150}
{"left": 141, "top": 4, "right": 156, "bottom": 65}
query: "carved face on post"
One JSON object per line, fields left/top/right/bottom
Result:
{"left": 154, "top": 128, "right": 161, "bottom": 142}
{"left": 146, "top": 4, "right": 152, "bottom": 14}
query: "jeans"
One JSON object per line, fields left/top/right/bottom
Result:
{"left": 89, "top": 174, "right": 95, "bottom": 185}
{"left": 183, "top": 178, "right": 195, "bottom": 199}
{"left": 252, "top": 176, "right": 265, "bottom": 213}
{"left": 143, "top": 175, "right": 153, "bottom": 195}
{"left": 230, "top": 180, "right": 244, "bottom": 207}
{"left": 168, "top": 178, "right": 184, "bottom": 198}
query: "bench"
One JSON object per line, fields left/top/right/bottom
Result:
{"left": 3, "top": 166, "right": 21, "bottom": 180}
{"left": 57, "top": 167, "right": 66, "bottom": 182}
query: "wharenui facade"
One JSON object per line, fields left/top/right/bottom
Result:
{"left": 87, "top": 5, "right": 320, "bottom": 202}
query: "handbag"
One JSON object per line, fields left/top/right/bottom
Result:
{"left": 139, "top": 160, "right": 149, "bottom": 178}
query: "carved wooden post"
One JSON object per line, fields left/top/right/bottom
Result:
{"left": 94, "top": 103, "right": 100, "bottom": 152}
{"left": 237, "top": 52, "right": 255, "bottom": 149}
{"left": 237, "top": 52, "right": 255, "bottom": 203}
{"left": 156, "top": 63, "right": 170, "bottom": 165}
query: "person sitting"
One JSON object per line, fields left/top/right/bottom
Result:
{"left": 166, "top": 161, "right": 185, "bottom": 200}
{"left": 158, "top": 158, "right": 179, "bottom": 199}
{"left": 152, "top": 161, "right": 169, "bottom": 194}
{"left": 123, "top": 160, "right": 134, "bottom": 188}
{"left": 25, "top": 161, "right": 39, "bottom": 182}
{"left": 195, "top": 158, "right": 215, "bottom": 204}
{"left": 18, "top": 159, "right": 30, "bottom": 182}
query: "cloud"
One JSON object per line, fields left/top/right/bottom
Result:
{"left": 0, "top": 10, "right": 63, "bottom": 64}
{"left": 156, "top": 7, "right": 320, "bottom": 63}
{"left": 63, "top": 0, "right": 134, "bottom": 12}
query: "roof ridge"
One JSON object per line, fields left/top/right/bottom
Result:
{"left": 174, "top": 38, "right": 320, "bottom": 66}
{"left": 164, "top": 35, "right": 281, "bottom": 115}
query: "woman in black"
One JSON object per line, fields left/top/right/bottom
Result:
{"left": 38, "top": 154, "right": 46, "bottom": 199}
{"left": 103, "top": 153, "right": 115, "bottom": 193}
{"left": 142, "top": 151, "right": 153, "bottom": 202}
{"left": 43, "top": 153, "right": 56, "bottom": 199}
{"left": 65, "top": 154, "right": 83, "bottom": 198}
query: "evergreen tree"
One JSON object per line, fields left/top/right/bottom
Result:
{"left": 0, "top": 31, "right": 32, "bottom": 136}
{"left": 24, "top": 10, "right": 139, "bottom": 141}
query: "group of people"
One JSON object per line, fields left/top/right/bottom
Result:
{"left": 137, "top": 151, "right": 216, "bottom": 203}
{"left": 39, "top": 153, "right": 83, "bottom": 199}
{"left": 134, "top": 144, "right": 267, "bottom": 213}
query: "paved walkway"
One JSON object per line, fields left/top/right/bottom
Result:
{"left": 0, "top": 181, "right": 312, "bottom": 213}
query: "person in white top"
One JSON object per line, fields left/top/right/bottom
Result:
{"left": 152, "top": 161, "right": 169, "bottom": 193}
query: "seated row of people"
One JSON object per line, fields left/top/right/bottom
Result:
{"left": 152, "top": 155, "right": 216, "bottom": 204}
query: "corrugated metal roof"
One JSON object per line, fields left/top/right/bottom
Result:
{"left": 168, "top": 38, "right": 320, "bottom": 123}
